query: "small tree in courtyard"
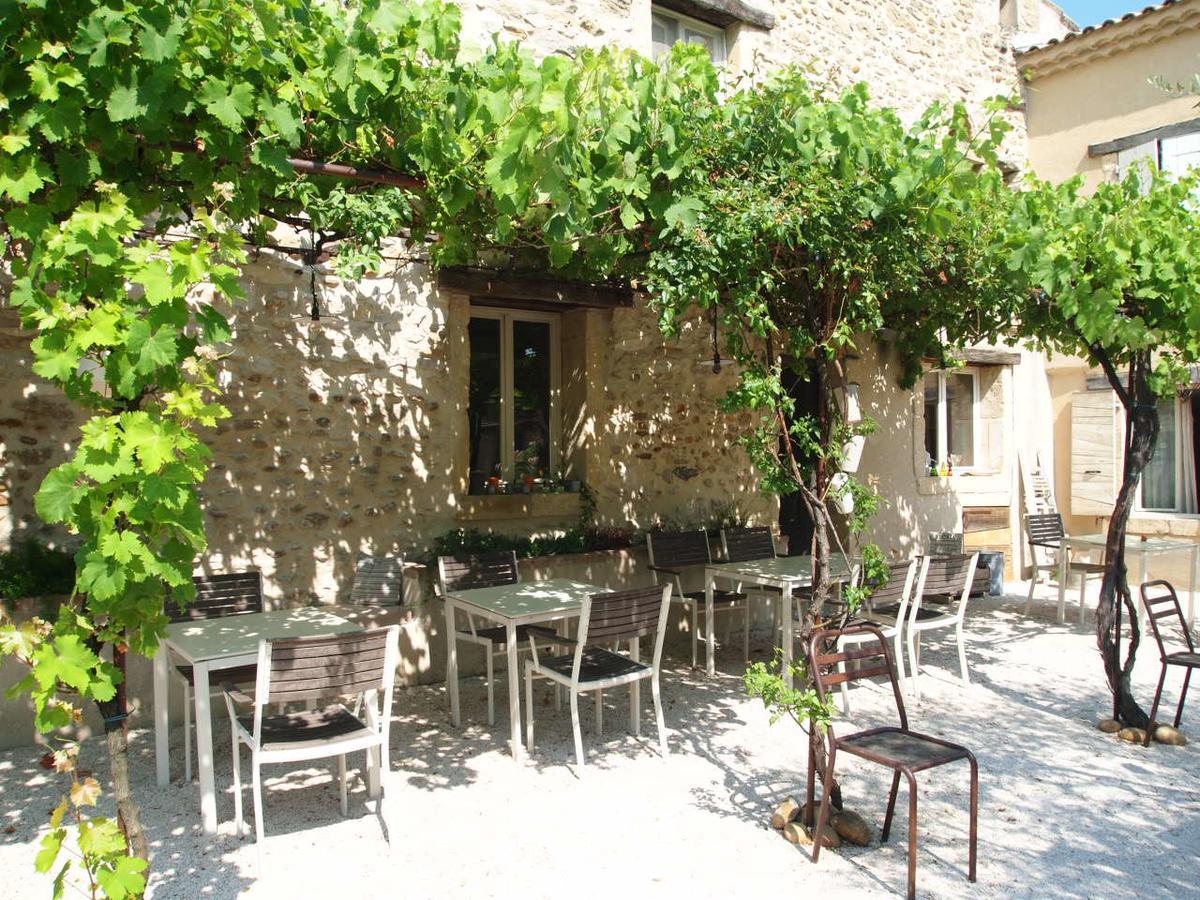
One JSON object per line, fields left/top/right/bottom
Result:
{"left": 644, "top": 72, "right": 1019, "bottom": 802}
{"left": 1006, "top": 167, "right": 1200, "bottom": 729}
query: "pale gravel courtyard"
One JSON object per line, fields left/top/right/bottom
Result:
{"left": 1, "top": 588, "right": 1197, "bottom": 899}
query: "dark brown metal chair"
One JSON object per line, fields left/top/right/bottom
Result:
{"left": 1140, "top": 580, "right": 1200, "bottom": 747}
{"left": 171, "top": 571, "right": 265, "bottom": 781}
{"left": 806, "top": 625, "right": 979, "bottom": 900}
{"left": 720, "top": 526, "right": 777, "bottom": 563}
{"left": 646, "top": 530, "right": 749, "bottom": 667}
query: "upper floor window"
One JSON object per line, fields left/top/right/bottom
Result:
{"left": 651, "top": 6, "right": 727, "bottom": 63}
{"left": 467, "top": 308, "right": 560, "bottom": 494}
{"left": 923, "top": 370, "right": 978, "bottom": 472}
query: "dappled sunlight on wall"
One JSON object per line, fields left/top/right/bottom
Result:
{"left": 194, "top": 240, "right": 464, "bottom": 608}
{"left": 594, "top": 304, "right": 775, "bottom": 532}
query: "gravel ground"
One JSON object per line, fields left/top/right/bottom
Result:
{"left": 2, "top": 587, "right": 1198, "bottom": 899}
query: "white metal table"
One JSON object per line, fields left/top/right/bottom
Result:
{"left": 704, "top": 554, "right": 855, "bottom": 687}
{"left": 444, "top": 578, "right": 603, "bottom": 762}
{"left": 153, "top": 607, "right": 361, "bottom": 834}
{"left": 1057, "top": 533, "right": 1199, "bottom": 626}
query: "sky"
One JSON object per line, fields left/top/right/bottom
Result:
{"left": 1054, "top": 1, "right": 1158, "bottom": 28}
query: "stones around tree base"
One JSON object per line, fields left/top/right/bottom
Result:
{"left": 770, "top": 796, "right": 801, "bottom": 830}
{"left": 831, "top": 809, "right": 874, "bottom": 846}
{"left": 1153, "top": 724, "right": 1188, "bottom": 746}
{"left": 807, "top": 823, "right": 842, "bottom": 849}
{"left": 782, "top": 821, "right": 810, "bottom": 845}
{"left": 1097, "top": 718, "right": 1121, "bottom": 734}
{"left": 773, "top": 799, "right": 854, "bottom": 849}
{"left": 1117, "top": 727, "right": 1148, "bottom": 743}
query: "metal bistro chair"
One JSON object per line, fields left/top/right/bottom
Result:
{"left": 171, "top": 570, "right": 264, "bottom": 782}
{"left": 224, "top": 626, "right": 400, "bottom": 869}
{"left": 1140, "top": 580, "right": 1200, "bottom": 747}
{"left": 647, "top": 531, "right": 749, "bottom": 668}
{"left": 524, "top": 584, "right": 673, "bottom": 771}
{"left": 837, "top": 558, "right": 920, "bottom": 712}
{"left": 437, "top": 551, "right": 566, "bottom": 725}
{"left": 349, "top": 556, "right": 408, "bottom": 607}
{"left": 1024, "top": 513, "right": 1104, "bottom": 622}
{"left": 905, "top": 553, "right": 978, "bottom": 700}
{"left": 806, "top": 625, "right": 979, "bottom": 900}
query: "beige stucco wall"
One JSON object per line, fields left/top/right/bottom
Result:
{"left": 1020, "top": 0, "right": 1200, "bottom": 190}
{"left": 0, "top": 1, "right": 1071, "bottom": 746}
{"left": 846, "top": 341, "right": 1053, "bottom": 573}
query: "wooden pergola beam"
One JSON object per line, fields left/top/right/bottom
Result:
{"left": 436, "top": 266, "right": 638, "bottom": 309}
{"left": 163, "top": 140, "right": 426, "bottom": 191}
{"left": 286, "top": 158, "right": 425, "bottom": 191}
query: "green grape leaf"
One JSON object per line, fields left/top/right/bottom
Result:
{"left": 34, "top": 828, "right": 66, "bottom": 874}
{"left": 35, "top": 465, "right": 83, "bottom": 523}
{"left": 96, "top": 855, "right": 148, "bottom": 900}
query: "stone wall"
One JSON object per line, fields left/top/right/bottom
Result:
{"left": 0, "top": 306, "right": 87, "bottom": 551}
{"left": 189, "top": 245, "right": 773, "bottom": 605}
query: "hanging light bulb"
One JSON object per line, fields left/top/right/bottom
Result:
{"left": 307, "top": 220, "right": 320, "bottom": 321}
{"left": 710, "top": 305, "right": 722, "bottom": 374}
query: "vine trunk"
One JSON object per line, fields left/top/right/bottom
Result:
{"left": 1095, "top": 350, "right": 1155, "bottom": 729}
{"left": 97, "top": 645, "right": 149, "bottom": 860}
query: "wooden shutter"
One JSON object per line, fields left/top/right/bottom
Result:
{"left": 1070, "top": 389, "right": 1120, "bottom": 516}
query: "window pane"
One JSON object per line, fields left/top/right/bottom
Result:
{"left": 923, "top": 373, "right": 940, "bottom": 465}
{"left": 513, "top": 321, "right": 552, "bottom": 480}
{"left": 468, "top": 318, "right": 502, "bottom": 493}
{"left": 1143, "top": 399, "right": 1177, "bottom": 510}
{"left": 946, "top": 373, "right": 975, "bottom": 468}
{"left": 684, "top": 29, "right": 713, "bottom": 53}
{"left": 651, "top": 14, "right": 677, "bottom": 59}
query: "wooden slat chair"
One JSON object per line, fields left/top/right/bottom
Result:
{"left": 224, "top": 625, "right": 400, "bottom": 870}
{"left": 927, "top": 531, "right": 964, "bottom": 556}
{"left": 805, "top": 626, "right": 978, "bottom": 900}
{"left": 1024, "top": 513, "right": 1104, "bottom": 622}
{"left": 905, "top": 553, "right": 978, "bottom": 699}
{"left": 720, "top": 526, "right": 782, "bottom": 644}
{"left": 350, "top": 556, "right": 406, "bottom": 607}
{"left": 647, "top": 531, "right": 749, "bottom": 668}
{"left": 437, "top": 551, "right": 564, "bottom": 725}
{"left": 836, "top": 558, "right": 919, "bottom": 713}
{"left": 524, "top": 584, "right": 672, "bottom": 771}
{"left": 171, "top": 571, "right": 264, "bottom": 782}
{"left": 925, "top": 533, "right": 989, "bottom": 599}
{"left": 1139, "top": 580, "right": 1200, "bottom": 747}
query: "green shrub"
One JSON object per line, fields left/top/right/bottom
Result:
{"left": 0, "top": 540, "right": 76, "bottom": 600}
{"left": 428, "top": 525, "right": 635, "bottom": 564}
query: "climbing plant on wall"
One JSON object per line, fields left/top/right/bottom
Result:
{"left": 0, "top": 1, "right": 717, "bottom": 894}
{"left": 646, "top": 73, "right": 1019, "bottom": 603}
{"left": 643, "top": 70, "right": 1022, "bottom": 807}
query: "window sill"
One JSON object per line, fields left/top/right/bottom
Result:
{"left": 456, "top": 492, "right": 582, "bottom": 522}
{"left": 916, "top": 471, "right": 1008, "bottom": 498}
